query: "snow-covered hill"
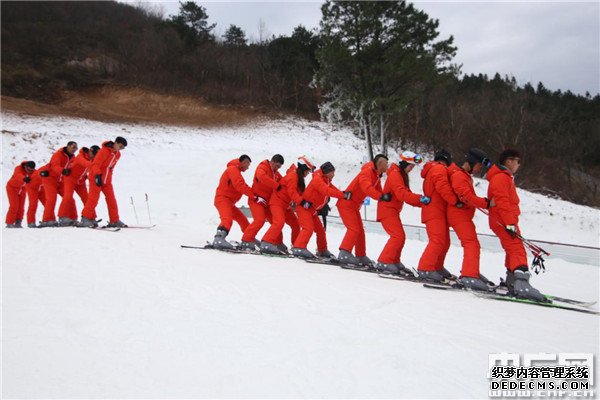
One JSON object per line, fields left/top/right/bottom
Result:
{"left": 2, "top": 112, "right": 598, "bottom": 398}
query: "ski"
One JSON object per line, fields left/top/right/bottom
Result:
{"left": 378, "top": 272, "right": 423, "bottom": 283}
{"left": 121, "top": 224, "right": 156, "bottom": 229}
{"left": 495, "top": 279, "right": 596, "bottom": 307}
{"left": 304, "top": 257, "right": 342, "bottom": 266}
{"left": 93, "top": 226, "right": 121, "bottom": 232}
{"left": 472, "top": 291, "right": 600, "bottom": 315}
{"left": 181, "top": 243, "right": 294, "bottom": 258}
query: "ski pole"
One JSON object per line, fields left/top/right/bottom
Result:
{"left": 131, "top": 196, "right": 139, "bottom": 224}
{"left": 145, "top": 193, "right": 152, "bottom": 225}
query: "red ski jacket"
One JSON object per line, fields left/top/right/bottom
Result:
{"left": 215, "top": 158, "right": 254, "bottom": 203}
{"left": 487, "top": 164, "right": 520, "bottom": 226}
{"left": 252, "top": 159, "right": 282, "bottom": 200}
{"left": 336, "top": 161, "right": 383, "bottom": 211}
{"left": 377, "top": 163, "right": 422, "bottom": 220}
{"left": 420, "top": 161, "right": 458, "bottom": 223}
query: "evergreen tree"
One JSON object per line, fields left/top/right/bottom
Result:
{"left": 223, "top": 24, "right": 246, "bottom": 47}
{"left": 168, "top": 1, "right": 215, "bottom": 48}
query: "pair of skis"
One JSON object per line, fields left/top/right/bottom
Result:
{"left": 88, "top": 224, "right": 157, "bottom": 232}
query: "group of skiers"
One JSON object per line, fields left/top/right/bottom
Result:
{"left": 4, "top": 137, "right": 128, "bottom": 229}
{"left": 212, "top": 148, "right": 546, "bottom": 302}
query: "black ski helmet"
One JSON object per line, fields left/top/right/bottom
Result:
{"left": 434, "top": 149, "right": 452, "bottom": 165}
{"left": 465, "top": 148, "right": 491, "bottom": 168}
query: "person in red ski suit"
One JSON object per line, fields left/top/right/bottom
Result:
{"left": 57, "top": 145, "right": 100, "bottom": 225}
{"left": 39, "top": 142, "right": 78, "bottom": 227}
{"left": 25, "top": 167, "right": 46, "bottom": 227}
{"left": 212, "top": 154, "right": 255, "bottom": 249}
{"left": 240, "top": 154, "right": 284, "bottom": 250}
{"left": 260, "top": 157, "right": 313, "bottom": 254}
{"left": 291, "top": 161, "right": 345, "bottom": 259}
{"left": 80, "top": 137, "right": 128, "bottom": 228}
{"left": 376, "top": 151, "right": 430, "bottom": 276}
{"left": 336, "top": 154, "right": 389, "bottom": 266}
{"left": 417, "top": 149, "right": 463, "bottom": 282}
{"left": 447, "top": 148, "right": 494, "bottom": 291}
{"left": 5, "top": 161, "right": 36, "bottom": 228}
{"left": 487, "top": 149, "right": 545, "bottom": 301}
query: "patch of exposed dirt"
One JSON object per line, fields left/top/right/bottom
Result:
{"left": 1, "top": 86, "right": 269, "bottom": 126}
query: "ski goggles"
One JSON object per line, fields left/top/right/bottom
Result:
{"left": 481, "top": 158, "right": 492, "bottom": 168}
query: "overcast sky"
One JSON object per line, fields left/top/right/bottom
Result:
{"left": 133, "top": 1, "right": 599, "bottom": 96}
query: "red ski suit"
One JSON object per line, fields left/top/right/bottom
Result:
{"left": 241, "top": 160, "right": 282, "bottom": 242}
{"left": 81, "top": 141, "right": 122, "bottom": 223}
{"left": 58, "top": 148, "right": 92, "bottom": 220}
{"left": 41, "top": 147, "right": 74, "bottom": 222}
{"left": 447, "top": 164, "right": 489, "bottom": 278}
{"left": 26, "top": 169, "right": 46, "bottom": 224}
{"left": 293, "top": 169, "right": 345, "bottom": 251}
{"left": 261, "top": 165, "right": 301, "bottom": 245}
{"left": 417, "top": 161, "right": 459, "bottom": 271}
{"left": 5, "top": 162, "right": 31, "bottom": 224}
{"left": 213, "top": 158, "right": 254, "bottom": 232}
{"left": 376, "top": 163, "right": 422, "bottom": 264}
{"left": 487, "top": 164, "right": 527, "bottom": 271}
{"left": 336, "top": 161, "right": 383, "bottom": 257}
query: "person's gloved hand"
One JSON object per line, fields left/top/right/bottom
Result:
{"left": 420, "top": 196, "right": 431, "bottom": 205}
{"left": 300, "top": 199, "right": 312, "bottom": 209}
{"left": 455, "top": 201, "right": 464, "bottom": 209}
{"left": 343, "top": 191, "right": 352, "bottom": 200}
{"left": 255, "top": 196, "right": 267, "bottom": 206}
{"left": 62, "top": 168, "right": 71, "bottom": 176}
{"left": 380, "top": 193, "right": 392, "bottom": 202}
{"left": 23, "top": 176, "right": 31, "bottom": 183}
{"left": 95, "top": 174, "right": 103, "bottom": 187}
{"left": 505, "top": 225, "right": 517, "bottom": 237}
{"left": 40, "top": 171, "right": 49, "bottom": 177}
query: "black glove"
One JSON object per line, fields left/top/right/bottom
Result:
{"left": 95, "top": 174, "right": 103, "bottom": 187}
{"left": 380, "top": 193, "right": 392, "bottom": 202}
{"left": 300, "top": 199, "right": 312, "bottom": 209}
{"left": 23, "top": 176, "right": 31, "bottom": 183}
{"left": 40, "top": 170, "right": 49, "bottom": 177}
{"left": 343, "top": 191, "right": 352, "bottom": 200}
{"left": 318, "top": 204, "right": 331, "bottom": 217}
{"left": 62, "top": 168, "right": 71, "bottom": 176}
{"left": 455, "top": 201, "right": 464, "bottom": 208}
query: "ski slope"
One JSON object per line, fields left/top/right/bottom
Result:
{"left": 2, "top": 112, "right": 599, "bottom": 398}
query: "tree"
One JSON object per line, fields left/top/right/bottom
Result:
{"left": 168, "top": 1, "right": 215, "bottom": 48}
{"left": 315, "top": 0, "right": 458, "bottom": 158}
{"left": 223, "top": 24, "right": 246, "bottom": 47}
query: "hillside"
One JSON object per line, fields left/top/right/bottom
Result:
{"left": 2, "top": 111, "right": 598, "bottom": 398}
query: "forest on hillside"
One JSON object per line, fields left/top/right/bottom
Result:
{"left": 2, "top": 1, "right": 599, "bottom": 206}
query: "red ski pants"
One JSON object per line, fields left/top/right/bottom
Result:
{"left": 338, "top": 206, "right": 367, "bottom": 257}
{"left": 26, "top": 184, "right": 46, "bottom": 224}
{"left": 82, "top": 182, "right": 120, "bottom": 223}
{"left": 378, "top": 214, "right": 407, "bottom": 264}
{"left": 293, "top": 206, "right": 327, "bottom": 251}
{"left": 418, "top": 218, "right": 450, "bottom": 271}
{"left": 41, "top": 179, "right": 62, "bottom": 222}
{"left": 241, "top": 199, "right": 271, "bottom": 242}
{"left": 5, "top": 185, "right": 26, "bottom": 225}
{"left": 491, "top": 223, "right": 528, "bottom": 271}
{"left": 450, "top": 220, "right": 481, "bottom": 278}
{"left": 58, "top": 180, "right": 88, "bottom": 220}
{"left": 261, "top": 204, "right": 299, "bottom": 245}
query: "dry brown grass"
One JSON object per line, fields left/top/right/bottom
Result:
{"left": 1, "top": 86, "right": 268, "bottom": 127}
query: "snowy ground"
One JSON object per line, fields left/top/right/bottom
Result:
{"left": 2, "top": 112, "right": 599, "bottom": 398}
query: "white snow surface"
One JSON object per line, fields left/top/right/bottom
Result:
{"left": 2, "top": 112, "right": 599, "bottom": 398}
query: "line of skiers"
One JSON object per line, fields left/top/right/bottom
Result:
{"left": 212, "top": 148, "right": 545, "bottom": 302}
{"left": 4, "top": 137, "right": 128, "bottom": 229}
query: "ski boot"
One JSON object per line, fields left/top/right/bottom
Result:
{"left": 376, "top": 262, "right": 400, "bottom": 275}
{"left": 316, "top": 249, "right": 335, "bottom": 259}
{"left": 39, "top": 220, "right": 58, "bottom": 228}
{"left": 79, "top": 217, "right": 98, "bottom": 228}
{"left": 438, "top": 267, "right": 457, "bottom": 281}
{"left": 5, "top": 223, "right": 19, "bottom": 228}
{"left": 58, "top": 217, "right": 78, "bottom": 227}
{"left": 417, "top": 269, "right": 446, "bottom": 283}
{"left": 337, "top": 249, "right": 360, "bottom": 265}
{"left": 357, "top": 255, "right": 374, "bottom": 268}
{"left": 277, "top": 243, "right": 289, "bottom": 254}
{"left": 107, "top": 220, "right": 128, "bottom": 228}
{"left": 291, "top": 247, "right": 316, "bottom": 259}
{"left": 213, "top": 227, "right": 235, "bottom": 250}
{"left": 239, "top": 241, "right": 258, "bottom": 251}
{"left": 506, "top": 267, "right": 547, "bottom": 302}
{"left": 15, "top": 219, "right": 23, "bottom": 228}
{"left": 27, "top": 222, "right": 39, "bottom": 228}
{"left": 260, "top": 241, "right": 283, "bottom": 254}
{"left": 458, "top": 276, "right": 492, "bottom": 292}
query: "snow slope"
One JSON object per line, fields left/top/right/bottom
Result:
{"left": 2, "top": 112, "right": 599, "bottom": 398}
